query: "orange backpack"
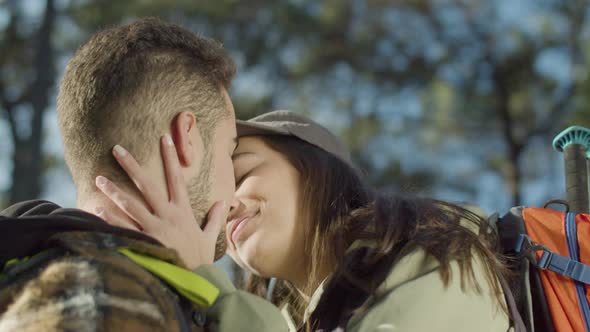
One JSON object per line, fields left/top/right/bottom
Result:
{"left": 495, "top": 126, "right": 590, "bottom": 332}
{"left": 498, "top": 203, "right": 590, "bottom": 332}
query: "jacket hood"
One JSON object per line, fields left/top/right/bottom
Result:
{"left": 0, "top": 200, "right": 160, "bottom": 262}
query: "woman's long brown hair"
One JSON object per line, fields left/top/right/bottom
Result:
{"left": 244, "top": 135, "right": 509, "bottom": 331}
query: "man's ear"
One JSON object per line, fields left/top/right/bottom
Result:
{"left": 170, "top": 111, "right": 203, "bottom": 167}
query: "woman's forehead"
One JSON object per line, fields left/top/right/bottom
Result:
{"left": 234, "top": 136, "right": 294, "bottom": 167}
{"left": 236, "top": 136, "right": 270, "bottom": 151}
{"left": 233, "top": 137, "right": 271, "bottom": 162}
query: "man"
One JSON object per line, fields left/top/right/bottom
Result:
{"left": 0, "top": 17, "right": 286, "bottom": 331}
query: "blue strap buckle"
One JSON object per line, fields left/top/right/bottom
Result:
{"left": 515, "top": 234, "right": 551, "bottom": 267}
{"left": 515, "top": 234, "right": 590, "bottom": 285}
{"left": 537, "top": 249, "right": 554, "bottom": 270}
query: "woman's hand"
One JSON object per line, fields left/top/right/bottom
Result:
{"left": 94, "top": 134, "right": 228, "bottom": 270}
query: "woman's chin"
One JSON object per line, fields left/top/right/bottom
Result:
{"left": 232, "top": 246, "right": 269, "bottom": 277}
{"left": 239, "top": 259, "right": 265, "bottom": 277}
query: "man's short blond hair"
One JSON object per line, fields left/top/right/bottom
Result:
{"left": 57, "top": 18, "right": 236, "bottom": 193}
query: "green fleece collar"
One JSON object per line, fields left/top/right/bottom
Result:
{"left": 118, "top": 248, "right": 219, "bottom": 308}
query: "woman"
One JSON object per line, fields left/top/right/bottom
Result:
{"left": 95, "top": 110, "right": 521, "bottom": 331}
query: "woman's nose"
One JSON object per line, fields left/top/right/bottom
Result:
{"left": 228, "top": 197, "right": 244, "bottom": 220}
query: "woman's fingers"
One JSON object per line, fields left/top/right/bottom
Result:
{"left": 112, "top": 144, "right": 167, "bottom": 213}
{"left": 95, "top": 176, "right": 158, "bottom": 231}
{"left": 160, "top": 134, "right": 189, "bottom": 204}
{"left": 95, "top": 207, "right": 140, "bottom": 231}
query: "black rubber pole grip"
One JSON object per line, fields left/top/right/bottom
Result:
{"left": 564, "top": 143, "right": 589, "bottom": 213}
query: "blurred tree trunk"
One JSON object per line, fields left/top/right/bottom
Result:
{"left": 1, "top": 0, "right": 56, "bottom": 205}
{"left": 493, "top": 68, "right": 523, "bottom": 206}
{"left": 452, "top": 0, "right": 587, "bottom": 207}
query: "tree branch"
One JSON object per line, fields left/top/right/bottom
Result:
{"left": 0, "top": 1, "right": 25, "bottom": 144}
{"left": 0, "top": 74, "right": 32, "bottom": 144}
{"left": 0, "top": 94, "right": 20, "bottom": 145}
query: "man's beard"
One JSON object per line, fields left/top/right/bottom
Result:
{"left": 187, "top": 149, "right": 227, "bottom": 261}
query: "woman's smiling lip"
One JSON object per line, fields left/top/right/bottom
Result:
{"left": 228, "top": 211, "right": 258, "bottom": 245}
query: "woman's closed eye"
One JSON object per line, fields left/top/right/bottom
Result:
{"left": 232, "top": 152, "right": 261, "bottom": 187}
{"left": 235, "top": 168, "right": 254, "bottom": 187}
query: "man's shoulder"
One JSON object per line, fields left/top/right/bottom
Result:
{"left": 0, "top": 199, "right": 60, "bottom": 217}
{"left": 0, "top": 250, "right": 184, "bottom": 332}
{"left": 0, "top": 201, "right": 193, "bottom": 331}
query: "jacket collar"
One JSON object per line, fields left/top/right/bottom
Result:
{"left": 298, "top": 242, "right": 441, "bottom": 328}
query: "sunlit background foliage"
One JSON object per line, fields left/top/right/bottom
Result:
{"left": 1, "top": 0, "right": 590, "bottom": 218}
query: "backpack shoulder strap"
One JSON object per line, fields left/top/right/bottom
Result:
{"left": 498, "top": 207, "right": 557, "bottom": 332}
{"left": 497, "top": 273, "right": 528, "bottom": 332}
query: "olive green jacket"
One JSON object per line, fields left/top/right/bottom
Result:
{"left": 295, "top": 248, "right": 511, "bottom": 332}
{"left": 195, "top": 264, "right": 288, "bottom": 331}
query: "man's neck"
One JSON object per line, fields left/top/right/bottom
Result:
{"left": 77, "top": 194, "right": 142, "bottom": 229}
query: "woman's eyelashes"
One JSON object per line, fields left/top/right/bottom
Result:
{"left": 235, "top": 168, "right": 254, "bottom": 187}
{"left": 235, "top": 174, "right": 244, "bottom": 186}
{"left": 233, "top": 153, "right": 261, "bottom": 187}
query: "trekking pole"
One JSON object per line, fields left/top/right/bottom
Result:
{"left": 552, "top": 126, "right": 590, "bottom": 214}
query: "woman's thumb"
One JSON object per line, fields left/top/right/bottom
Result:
{"left": 203, "top": 200, "right": 228, "bottom": 237}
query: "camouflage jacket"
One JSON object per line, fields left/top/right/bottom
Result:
{"left": 0, "top": 200, "right": 287, "bottom": 332}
